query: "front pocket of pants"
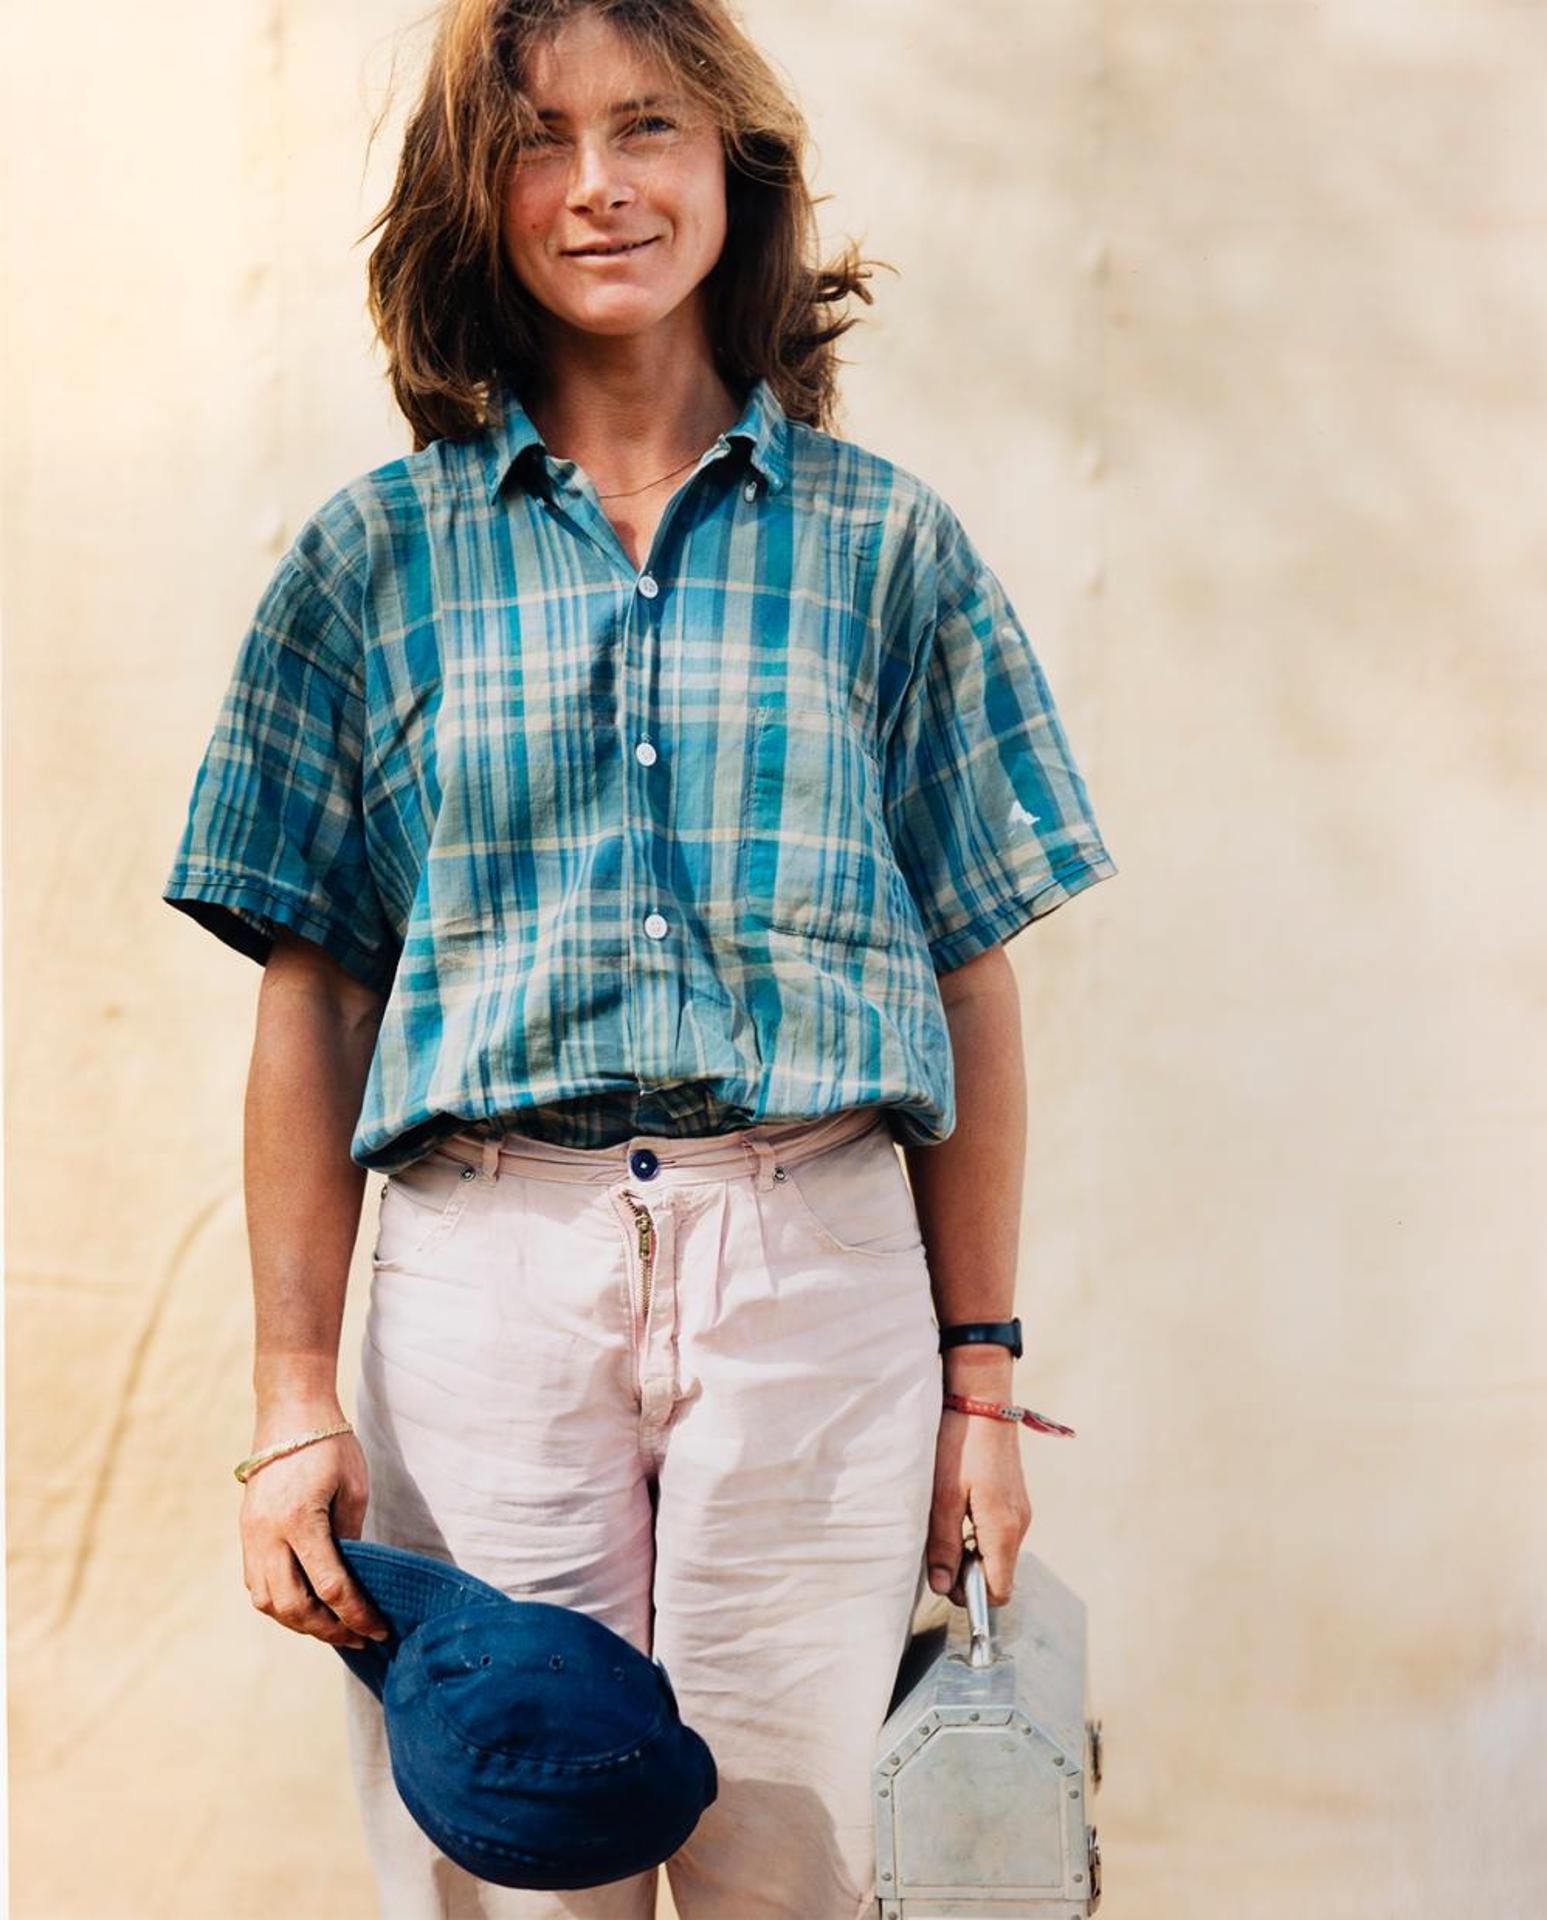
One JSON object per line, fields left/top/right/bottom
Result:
{"left": 372, "top": 1151, "right": 477, "bottom": 1272}
{"left": 776, "top": 1126, "right": 926, "bottom": 1259}
{"left": 740, "top": 704, "right": 885, "bottom": 941}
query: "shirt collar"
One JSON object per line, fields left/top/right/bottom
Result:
{"left": 481, "top": 374, "right": 791, "bottom": 506}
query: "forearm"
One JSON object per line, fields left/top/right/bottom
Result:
{"left": 245, "top": 945, "right": 381, "bottom": 1418}
{"left": 901, "top": 946, "right": 1027, "bottom": 1397}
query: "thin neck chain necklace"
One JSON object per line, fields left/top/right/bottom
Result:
{"left": 595, "top": 444, "right": 718, "bottom": 501}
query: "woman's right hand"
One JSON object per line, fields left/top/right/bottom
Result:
{"left": 239, "top": 1398, "right": 391, "bottom": 1650}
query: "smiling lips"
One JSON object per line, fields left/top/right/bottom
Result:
{"left": 565, "top": 236, "right": 659, "bottom": 258}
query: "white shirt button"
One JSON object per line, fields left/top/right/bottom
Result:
{"left": 743, "top": 480, "right": 758, "bottom": 502}
{"left": 643, "top": 912, "right": 669, "bottom": 939}
{"left": 634, "top": 740, "right": 658, "bottom": 766}
{"left": 637, "top": 572, "right": 659, "bottom": 598}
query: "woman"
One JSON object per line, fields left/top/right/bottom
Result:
{"left": 164, "top": 1, "right": 1117, "bottom": 1914}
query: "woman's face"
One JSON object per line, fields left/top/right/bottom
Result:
{"left": 501, "top": 13, "right": 728, "bottom": 349}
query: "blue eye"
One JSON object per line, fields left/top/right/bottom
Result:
{"left": 521, "top": 115, "right": 674, "bottom": 152}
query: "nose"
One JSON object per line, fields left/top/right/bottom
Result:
{"left": 565, "top": 135, "right": 634, "bottom": 215}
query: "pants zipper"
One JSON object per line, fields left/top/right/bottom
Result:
{"left": 621, "top": 1192, "right": 656, "bottom": 1326}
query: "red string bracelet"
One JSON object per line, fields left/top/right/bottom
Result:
{"left": 942, "top": 1392, "right": 1076, "bottom": 1437}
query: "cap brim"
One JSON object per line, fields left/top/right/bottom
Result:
{"left": 331, "top": 1537, "right": 511, "bottom": 1700}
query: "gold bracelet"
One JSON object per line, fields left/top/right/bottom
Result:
{"left": 234, "top": 1419, "right": 355, "bottom": 1485}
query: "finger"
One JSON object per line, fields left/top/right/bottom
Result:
{"left": 985, "top": 1556, "right": 1015, "bottom": 1608}
{"left": 331, "top": 1480, "right": 368, "bottom": 1541}
{"left": 328, "top": 1454, "right": 371, "bottom": 1542}
{"left": 240, "top": 1487, "right": 377, "bottom": 1648}
{"left": 926, "top": 1511, "right": 965, "bottom": 1594}
{"left": 968, "top": 1518, "right": 1031, "bottom": 1607}
{"left": 259, "top": 1552, "right": 371, "bottom": 1647}
{"left": 291, "top": 1517, "right": 391, "bottom": 1642}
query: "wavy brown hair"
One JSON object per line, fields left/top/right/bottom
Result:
{"left": 359, "top": 0, "right": 893, "bottom": 450}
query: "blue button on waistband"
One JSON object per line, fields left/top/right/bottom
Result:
{"left": 629, "top": 1148, "right": 659, "bottom": 1180}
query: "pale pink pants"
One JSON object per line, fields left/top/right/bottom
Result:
{"left": 342, "top": 1102, "right": 942, "bottom": 1920}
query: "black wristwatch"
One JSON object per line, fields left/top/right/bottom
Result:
{"left": 938, "top": 1318, "right": 1023, "bottom": 1360}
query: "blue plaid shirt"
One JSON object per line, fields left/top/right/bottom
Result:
{"left": 163, "top": 374, "right": 1117, "bottom": 1171}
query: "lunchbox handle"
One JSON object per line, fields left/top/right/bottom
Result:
{"left": 960, "top": 1545, "right": 998, "bottom": 1669}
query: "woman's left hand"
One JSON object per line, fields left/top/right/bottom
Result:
{"left": 925, "top": 1406, "right": 1033, "bottom": 1608}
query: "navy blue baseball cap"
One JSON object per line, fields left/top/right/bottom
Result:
{"left": 331, "top": 1536, "right": 718, "bottom": 1890}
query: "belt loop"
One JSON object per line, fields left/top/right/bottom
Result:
{"left": 481, "top": 1138, "right": 501, "bottom": 1183}
{"left": 747, "top": 1133, "right": 780, "bottom": 1192}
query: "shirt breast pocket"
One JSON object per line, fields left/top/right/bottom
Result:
{"left": 739, "top": 703, "right": 886, "bottom": 943}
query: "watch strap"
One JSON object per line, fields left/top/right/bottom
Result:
{"left": 937, "top": 1317, "right": 1023, "bottom": 1361}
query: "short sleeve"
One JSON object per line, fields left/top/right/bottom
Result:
{"left": 882, "top": 507, "right": 1118, "bottom": 975}
{"left": 161, "top": 542, "right": 400, "bottom": 995}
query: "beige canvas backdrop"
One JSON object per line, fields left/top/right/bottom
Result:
{"left": 6, "top": 2, "right": 1545, "bottom": 1915}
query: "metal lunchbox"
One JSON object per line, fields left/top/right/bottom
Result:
{"left": 872, "top": 1543, "right": 1103, "bottom": 1918}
